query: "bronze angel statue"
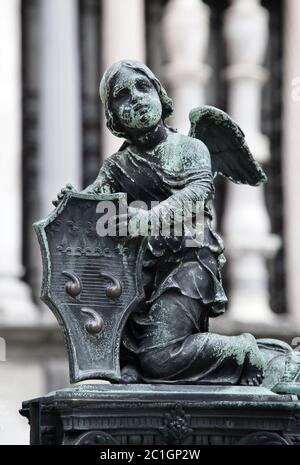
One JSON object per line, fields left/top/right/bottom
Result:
{"left": 57, "top": 60, "right": 300, "bottom": 390}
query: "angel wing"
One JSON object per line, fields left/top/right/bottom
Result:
{"left": 188, "top": 105, "right": 267, "bottom": 186}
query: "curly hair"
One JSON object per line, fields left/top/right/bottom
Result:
{"left": 99, "top": 60, "right": 173, "bottom": 140}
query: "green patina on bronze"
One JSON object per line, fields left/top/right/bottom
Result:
{"left": 34, "top": 60, "right": 300, "bottom": 395}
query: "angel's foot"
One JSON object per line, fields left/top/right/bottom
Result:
{"left": 121, "top": 365, "right": 141, "bottom": 384}
{"left": 240, "top": 366, "right": 264, "bottom": 386}
{"left": 238, "top": 333, "right": 266, "bottom": 387}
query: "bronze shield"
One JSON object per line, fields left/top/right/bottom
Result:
{"left": 34, "top": 192, "right": 145, "bottom": 383}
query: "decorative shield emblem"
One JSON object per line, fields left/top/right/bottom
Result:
{"left": 34, "top": 192, "right": 145, "bottom": 383}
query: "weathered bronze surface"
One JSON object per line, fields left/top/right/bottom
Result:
{"left": 35, "top": 60, "right": 300, "bottom": 390}
{"left": 24, "top": 59, "right": 300, "bottom": 446}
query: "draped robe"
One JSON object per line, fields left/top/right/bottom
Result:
{"left": 86, "top": 133, "right": 267, "bottom": 384}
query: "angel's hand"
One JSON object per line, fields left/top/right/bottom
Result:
{"left": 52, "top": 184, "right": 76, "bottom": 207}
{"left": 108, "top": 207, "right": 150, "bottom": 237}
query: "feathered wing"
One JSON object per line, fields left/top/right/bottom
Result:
{"left": 188, "top": 106, "right": 267, "bottom": 186}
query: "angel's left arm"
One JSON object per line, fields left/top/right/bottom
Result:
{"left": 148, "top": 140, "right": 214, "bottom": 226}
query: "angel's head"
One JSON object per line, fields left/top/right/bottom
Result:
{"left": 100, "top": 60, "right": 173, "bottom": 139}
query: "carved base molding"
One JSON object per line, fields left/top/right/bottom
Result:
{"left": 20, "top": 384, "right": 300, "bottom": 445}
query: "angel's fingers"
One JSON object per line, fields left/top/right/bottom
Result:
{"left": 60, "top": 188, "right": 71, "bottom": 197}
{"left": 60, "top": 184, "right": 75, "bottom": 196}
{"left": 52, "top": 192, "right": 64, "bottom": 207}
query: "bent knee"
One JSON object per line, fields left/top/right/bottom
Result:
{"left": 140, "top": 347, "right": 174, "bottom": 379}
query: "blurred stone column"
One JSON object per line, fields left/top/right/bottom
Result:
{"left": 162, "top": 0, "right": 211, "bottom": 133}
{"left": 0, "top": 0, "right": 38, "bottom": 324}
{"left": 38, "top": 0, "right": 82, "bottom": 320}
{"left": 39, "top": 0, "right": 82, "bottom": 212}
{"left": 223, "top": 0, "right": 280, "bottom": 322}
{"left": 283, "top": 0, "right": 300, "bottom": 324}
{"left": 101, "top": 0, "right": 146, "bottom": 156}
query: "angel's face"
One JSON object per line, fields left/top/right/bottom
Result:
{"left": 110, "top": 67, "right": 163, "bottom": 132}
